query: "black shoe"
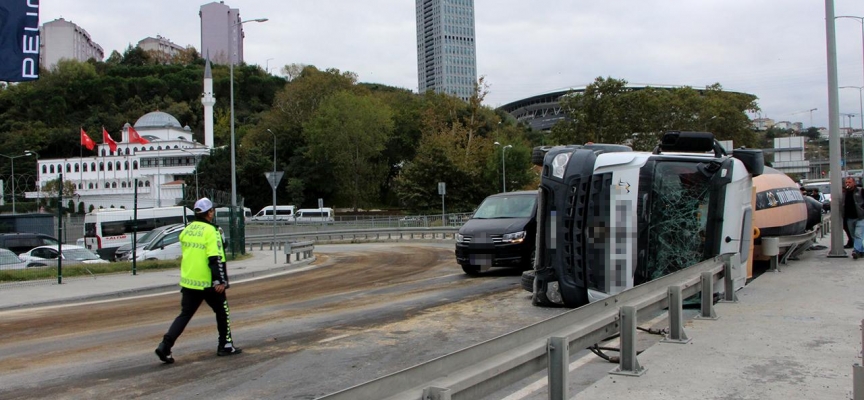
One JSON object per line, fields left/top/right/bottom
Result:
{"left": 155, "top": 342, "right": 174, "bottom": 364}
{"left": 845, "top": 243, "right": 854, "bottom": 249}
{"left": 854, "top": 251, "right": 861, "bottom": 260}
{"left": 217, "top": 344, "right": 243, "bottom": 357}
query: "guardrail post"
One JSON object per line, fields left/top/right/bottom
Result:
{"left": 547, "top": 336, "right": 569, "bottom": 399}
{"left": 695, "top": 271, "right": 719, "bottom": 320}
{"left": 720, "top": 254, "right": 738, "bottom": 303}
{"left": 661, "top": 285, "right": 691, "bottom": 344}
{"left": 610, "top": 306, "right": 646, "bottom": 376}
{"left": 762, "top": 237, "right": 781, "bottom": 273}
{"left": 421, "top": 386, "right": 451, "bottom": 400}
{"left": 855, "top": 319, "right": 864, "bottom": 400}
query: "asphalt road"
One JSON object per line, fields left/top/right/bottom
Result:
{"left": 0, "top": 243, "right": 575, "bottom": 399}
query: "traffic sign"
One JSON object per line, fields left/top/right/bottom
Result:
{"left": 438, "top": 182, "right": 446, "bottom": 196}
{"left": 265, "top": 171, "right": 284, "bottom": 190}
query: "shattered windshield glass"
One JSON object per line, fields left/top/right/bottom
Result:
{"left": 644, "top": 161, "right": 713, "bottom": 280}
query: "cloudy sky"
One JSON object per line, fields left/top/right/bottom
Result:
{"left": 41, "top": 0, "right": 864, "bottom": 129}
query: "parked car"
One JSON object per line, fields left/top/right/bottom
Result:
{"left": 0, "top": 248, "right": 31, "bottom": 270}
{"left": 131, "top": 224, "right": 186, "bottom": 261}
{"left": 18, "top": 244, "right": 108, "bottom": 268}
{"left": 114, "top": 223, "right": 185, "bottom": 261}
{"left": 0, "top": 233, "right": 59, "bottom": 254}
{"left": 455, "top": 191, "right": 538, "bottom": 275}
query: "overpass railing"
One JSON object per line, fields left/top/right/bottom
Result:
{"left": 317, "top": 254, "right": 735, "bottom": 400}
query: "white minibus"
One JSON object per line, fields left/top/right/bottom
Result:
{"left": 294, "top": 208, "right": 334, "bottom": 224}
{"left": 251, "top": 205, "right": 296, "bottom": 222}
{"left": 83, "top": 206, "right": 193, "bottom": 260}
{"left": 214, "top": 207, "right": 252, "bottom": 224}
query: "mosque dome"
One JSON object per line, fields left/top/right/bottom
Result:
{"left": 133, "top": 111, "right": 182, "bottom": 129}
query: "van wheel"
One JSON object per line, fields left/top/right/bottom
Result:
{"left": 461, "top": 264, "right": 481, "bottom": 276}
{"left": 521, "top": 270, "right": 535, "bottom": 292}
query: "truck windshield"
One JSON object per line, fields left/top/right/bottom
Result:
{"left": 472, "top": 195, "right": 536, "bottom": 219}
{"left": 644, "top": 161, "right": 713, "bottom": 280}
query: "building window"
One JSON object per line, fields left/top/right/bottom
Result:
{"left": 116, "top": 161, "right": 121, "bottom": 170}
{"left": 101, "top": 149, "right": 106, "bottom": 156}
{"left": 125, "top": 148, "right": 130, "bottom": 155}
{"left": 121, "top": 182, "right": 126, "bottom": 188}
{"left": 89, "top": 183, "right": 94, "bottom": 189}
{"left": 42, "top": 165, "right": 47, "bottom": 173}
{"left": 50, "top": 165, "right": 55, "bottom": 173}
{"left": 74, "top": 164, "right": 80, "bottom": 172}
{"left": 111, "top": 182, "right": 117, "bottom": 188}
{"left": 91, "top": 162, "right": 96, "bottom": 171}
{"left": 99, "top": 162, "right": 104, "bottom": 171}
{"left": 104, "top": 182, "right": 109, "bottom": 189}
{"left": 78, "top": 183, "right": 82, "bottom": 189}
{"left": 133, "top": 161, "right": 138, "bottom": 170}
{"left": 138, "top": 181, "right": 144, "bottom": 187}
{"left": 66, "top": 163, "right": 71, "bottom": 173}
{"left": 107, "top": 162, "right": 113, "bottom": 171}
{"left": 145, "top": 181, "right": 151, "bottom": 187}
{"left": 124, "top": 161, "right": 129, "bottom": 170}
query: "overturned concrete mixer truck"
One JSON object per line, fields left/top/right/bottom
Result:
{"left": 529, "top": 131, "right": 764, "bottom": 308}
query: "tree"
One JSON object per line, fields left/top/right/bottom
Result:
{"left": 304, "top": 91, "right": 394, "bottom": 211}
{"left": 549, "top": 77, "right": 761, "bottom": 151}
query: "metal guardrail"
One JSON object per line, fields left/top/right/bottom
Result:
{"left": 246, "top": 228, "right": 458, "bottom": 251}
{"left": 283, "top": 240, "right": 314, "bottom": 263}
{"left": 318, "top": 255, "right": 734, "bottom": 400}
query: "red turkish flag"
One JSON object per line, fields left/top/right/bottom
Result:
{"left": 102, "top": 127, "right": 118, "bottom": 152}
{"left": 128, "top": 126, "right": 150, "bottom": 145}
{"left": 80, "top": 128, "right": 95, "bottom": 150}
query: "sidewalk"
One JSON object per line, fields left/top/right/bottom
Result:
{"left": 0, "top": 249, "right": 315, "bottom": 311}
{"left": 575, "top": 234, "right": 862, "bottom": 400}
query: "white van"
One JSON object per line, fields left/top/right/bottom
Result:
{"left": 214, "top": 207, "right": 252, "bottom": 224}
{"left": 294, "top": 208, "right": 334, "bottom": 224}
{"left": 251, "top": 205, "right": 296, "bottom": 223}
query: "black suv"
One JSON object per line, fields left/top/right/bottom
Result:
{"left": 0, "top": 233, "right": 60, "bottom": 254}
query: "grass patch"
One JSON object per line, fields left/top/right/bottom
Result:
{"left": 0, "top": 252, "right": 252, "bottom": 283}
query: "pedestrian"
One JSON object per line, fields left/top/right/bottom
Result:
{"left": 155, "top": 197, "right": 241, "bottom": 363}
{"left": 841, "top": 177, "right": 864, "bottom": 259}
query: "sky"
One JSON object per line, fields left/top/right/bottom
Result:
{"left": 40, "top": 0, "right": 864, "bottom": 130}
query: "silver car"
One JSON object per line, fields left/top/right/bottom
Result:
{"left": 18, "top": 245, "right": 109, "bottom": 268}
{"left": 0, "top": 248, "right": 31, "bottom": 270}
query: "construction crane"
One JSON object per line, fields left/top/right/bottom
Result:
{"left": 789, "top": 108, "right": 818, "bottom": 127}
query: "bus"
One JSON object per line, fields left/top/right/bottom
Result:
{"left": 83, "top": 206, "right": 193, "bottom": 260}
{"left": 294, "top": 208, "right": 334, "bottom": 224}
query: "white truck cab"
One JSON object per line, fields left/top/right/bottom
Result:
{"left": 532, "top": 131, "right": 764, "bottom": 308}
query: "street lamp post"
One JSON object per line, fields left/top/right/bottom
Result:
{"left": 267, "top": 128, "right": 277, "bottom": 264}
{"left": 26, "top": 150, "right": 40, "bottom": 211}
{"left": 493, "top": 142, "right": 512, "bottom": 192}
{"left": 0, "top": 151, "right": 32, "bottom": 214}
{"left": 229, "top": 17, "right": 268, "bottom": 256}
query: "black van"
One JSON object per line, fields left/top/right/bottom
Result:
{"left": 0, "top": 233, "right": 60, "bottom": 254}
{"left": 455, "top": 190, "right": 537, "bottom": 275}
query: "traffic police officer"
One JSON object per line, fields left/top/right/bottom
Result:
{"left": 155, "top": 197, "right": 241, "bottom": 363}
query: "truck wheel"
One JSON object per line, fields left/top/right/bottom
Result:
{"left": 521, "top": 270, "right": 535, "bottom": 292}
{"left": 532, "top": 146, "right": 552, "bottom": 166}
{"left": 461, "top": 264, "right": 481, "bottom": 276}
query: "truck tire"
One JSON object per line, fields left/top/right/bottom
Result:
{"left": 461, "top": 264, "right": 481, "bottom": 276}
{"left": 521, "top": 270, "right": 535, "bottom": 292}
{"left": 532, "top": 146, "right": 552, "bottom": 166}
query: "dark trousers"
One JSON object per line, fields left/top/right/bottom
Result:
{"left": 163, "top": 287, "right": 234, "bottom": 348}
{"left": 845, "top": 218, "right": 854, "bottom": 245}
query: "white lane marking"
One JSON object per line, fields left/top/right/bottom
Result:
{"left": 500, "top": 311, "right": 669, "bottom": 400}
{"left": 318, "top": 334, "right": 352, "bottom": 343}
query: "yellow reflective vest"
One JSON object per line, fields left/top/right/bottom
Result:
{"left": 179, "top": 220, "right": 226, "bottom": 290}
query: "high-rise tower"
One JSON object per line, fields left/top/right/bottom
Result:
{"left": 415, "top": 0, "right": 477, "bottom": 101}
{"left": 200, "top": 1, "right": 243, "bottom": 65}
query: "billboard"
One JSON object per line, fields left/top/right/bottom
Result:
{"left": 0, "top": 0, "right": 39, "bottom": 82}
